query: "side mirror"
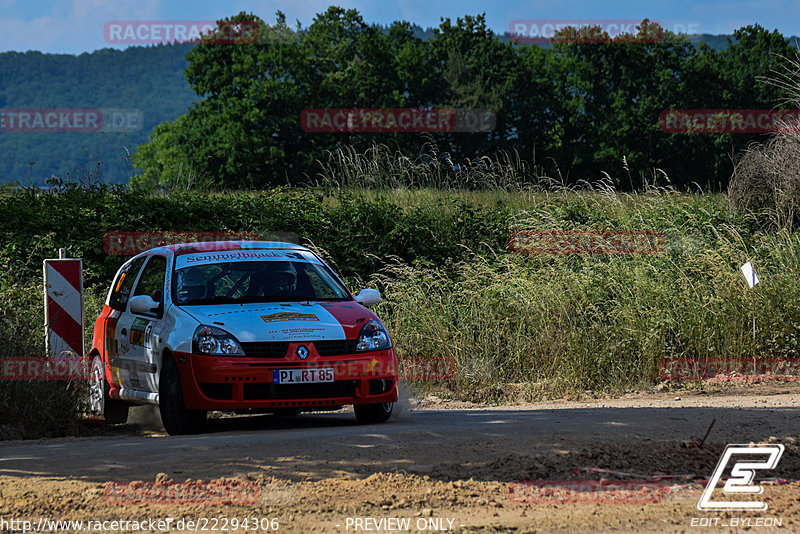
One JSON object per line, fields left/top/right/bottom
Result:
{"left": 354, "top": 288, "right": 381, "bottom": 307}
{"left": 129, "top": 294, "right": 160, "bottom": 316}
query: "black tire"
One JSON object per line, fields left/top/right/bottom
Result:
{"left": 354, "top": 402, "right": 393, "bottom": 424}
{"left": 159, "top": 354, "right": 207, "bottom": 435}
{"left": 89, "top": 354, "right": 129, "bottom": 424}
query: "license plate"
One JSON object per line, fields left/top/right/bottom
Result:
{"left": 273, "top": 368, "right": 334, "bottom": 384}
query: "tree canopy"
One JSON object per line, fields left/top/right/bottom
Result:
{"left": 133, "top": 11, "right": 798, "bottom": 190}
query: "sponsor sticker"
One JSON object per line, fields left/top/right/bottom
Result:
{"left": 278, "top": 328, "right": 328, "bottom": 339}
{"left": 177, "top": 250, "right": 319, "bottom": 269}
{"left": 260, "top": 312, "right": 319, "bottom": 323}
{"left": 129, "top": 317, "right": 150, "bottom": 347}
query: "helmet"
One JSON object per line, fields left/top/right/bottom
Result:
{"left": 178, "top": 268, "right": 207, "bottom": 302}
{"left": 260, "top": 261, "right": 297, "bottom": 295}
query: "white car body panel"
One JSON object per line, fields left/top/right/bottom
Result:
{"left": 181, "top": 302, "right": 346, "bottom": 341}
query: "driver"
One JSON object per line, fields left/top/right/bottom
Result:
{"left": 257, "top": 261, "right": 297, "bottom": 296}
{"left": 177, "top": 268, "right": 208, "bottom": 303}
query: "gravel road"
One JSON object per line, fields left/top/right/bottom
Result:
{"left": 1, "top": 385, "right": 799, "bottom": 532}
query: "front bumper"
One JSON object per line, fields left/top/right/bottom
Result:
{"left": 173, "top": 344, "right": 398, "bottom": 410}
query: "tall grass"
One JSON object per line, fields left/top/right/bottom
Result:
{"left": 312, "top": 141, "right": 676, "bottom": 194}
{"left": 373, "top": 192, "right": 800, "bottom": 402}
{"left": 0, "top": 252, "right": 102, "bottom": 438}
{"left": 313, "top": 142, "right": 538, "bottom": 191}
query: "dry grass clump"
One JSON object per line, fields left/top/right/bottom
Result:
{"left": 729, "top": 52, "right": 800, "bottom": 229}
{"left": 729, "top": 134, "right": 800, "bottom": 228}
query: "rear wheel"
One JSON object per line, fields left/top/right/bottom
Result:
{"left": 159, "top": 354, "right": 206, "bottom": 435}
{"left": 354, "top": 402, "right": 393, "bottom": 424}
{"left": 89, "top": 355, "right": 129, "bottom": 424}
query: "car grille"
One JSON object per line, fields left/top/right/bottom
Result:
{"left": 240, "top": 340, "right": 360, "bottom": 358}
{"left": 313, "top": 339, "right": 359, "bottom": 356}
{"left": 243, "top": 380, "right": 358, "bottom": 400}
{"left": 241, "top": 342, "right": 290, "bottom": 358}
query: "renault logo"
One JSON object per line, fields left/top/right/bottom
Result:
{"left": 297, "top": 345, "right": 309, "bottom": 360}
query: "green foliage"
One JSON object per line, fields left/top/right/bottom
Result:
{"left": 131, "top": 12, "right": 797, "bottom": 191}
{"left": 3, "top": 13, "right": 797, "bottom": 190}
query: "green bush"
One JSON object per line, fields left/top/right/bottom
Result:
{"left": 0, "top": 183, "right": 510, "bottom": 286}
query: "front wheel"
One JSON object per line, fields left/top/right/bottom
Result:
{"left": 354, "top": 402, "right": 393, "bottom": 424}
{"left": 89, "top": 355, "right": 129, "bottom": 424}
{"left": 159, "top": 354, "right": 206, "bottom": 435}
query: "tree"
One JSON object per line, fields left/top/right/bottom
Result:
{"left": 135, "top": 9, "right": 431, "bottom": 188}
{"left": 543, "top": 20, "right": 705, "bottom": 187}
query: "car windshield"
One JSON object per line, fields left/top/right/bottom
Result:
{"left": 174, "top": 260, "right": 351, "bottom": 305}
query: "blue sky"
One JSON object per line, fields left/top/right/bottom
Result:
{"left": 1, "top": 0, "right": 799, "bottom": 54}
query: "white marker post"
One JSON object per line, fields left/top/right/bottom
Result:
{"left": 740, "top": 261, "right": 760, "bottom": 369}
{"left": 43, "top": 249, "right": 84, "bottom": 358}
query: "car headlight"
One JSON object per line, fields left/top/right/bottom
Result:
{"left": 192, "top": 325, "right": 245, "bottom": 356}
{"left": 356, "top": 320, "right": 391, "bottom": 351}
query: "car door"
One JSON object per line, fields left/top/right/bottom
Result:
{"left": 105, "top": 256, "right": 146, "bottom": 390}
{"left": 117, "top": 254, "right": 168, "bottom": 394}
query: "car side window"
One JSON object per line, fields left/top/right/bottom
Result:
{"left": 133, "top": 255, "right": 168, "bottom": 306}
{"left": 109, "top": 257, "right": 146, "bottom": 312}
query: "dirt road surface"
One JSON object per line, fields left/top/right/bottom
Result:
{"left": 1, "top": 384, "right": 799, "bottom": 533}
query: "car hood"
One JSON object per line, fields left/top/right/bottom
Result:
{"left": 179, "top": 301, "right": 375, "bottom": 342}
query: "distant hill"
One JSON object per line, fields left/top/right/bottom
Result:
{"left": 1, "top": 30, "right": 798, "bottom": 186}
{"left": 0, "top": 45, "right": 197, "bottom": 185}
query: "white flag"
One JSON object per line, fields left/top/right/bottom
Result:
{"left": 740, "top": 261, "right": 760, "bottom": 288}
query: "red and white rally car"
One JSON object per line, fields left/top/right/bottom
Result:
{"left": 88, "top": 241, "right": 398, "bottom": 435}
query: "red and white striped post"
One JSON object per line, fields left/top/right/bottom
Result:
{"left": 43, "top": 249, "right": 84, "bottom": 357}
